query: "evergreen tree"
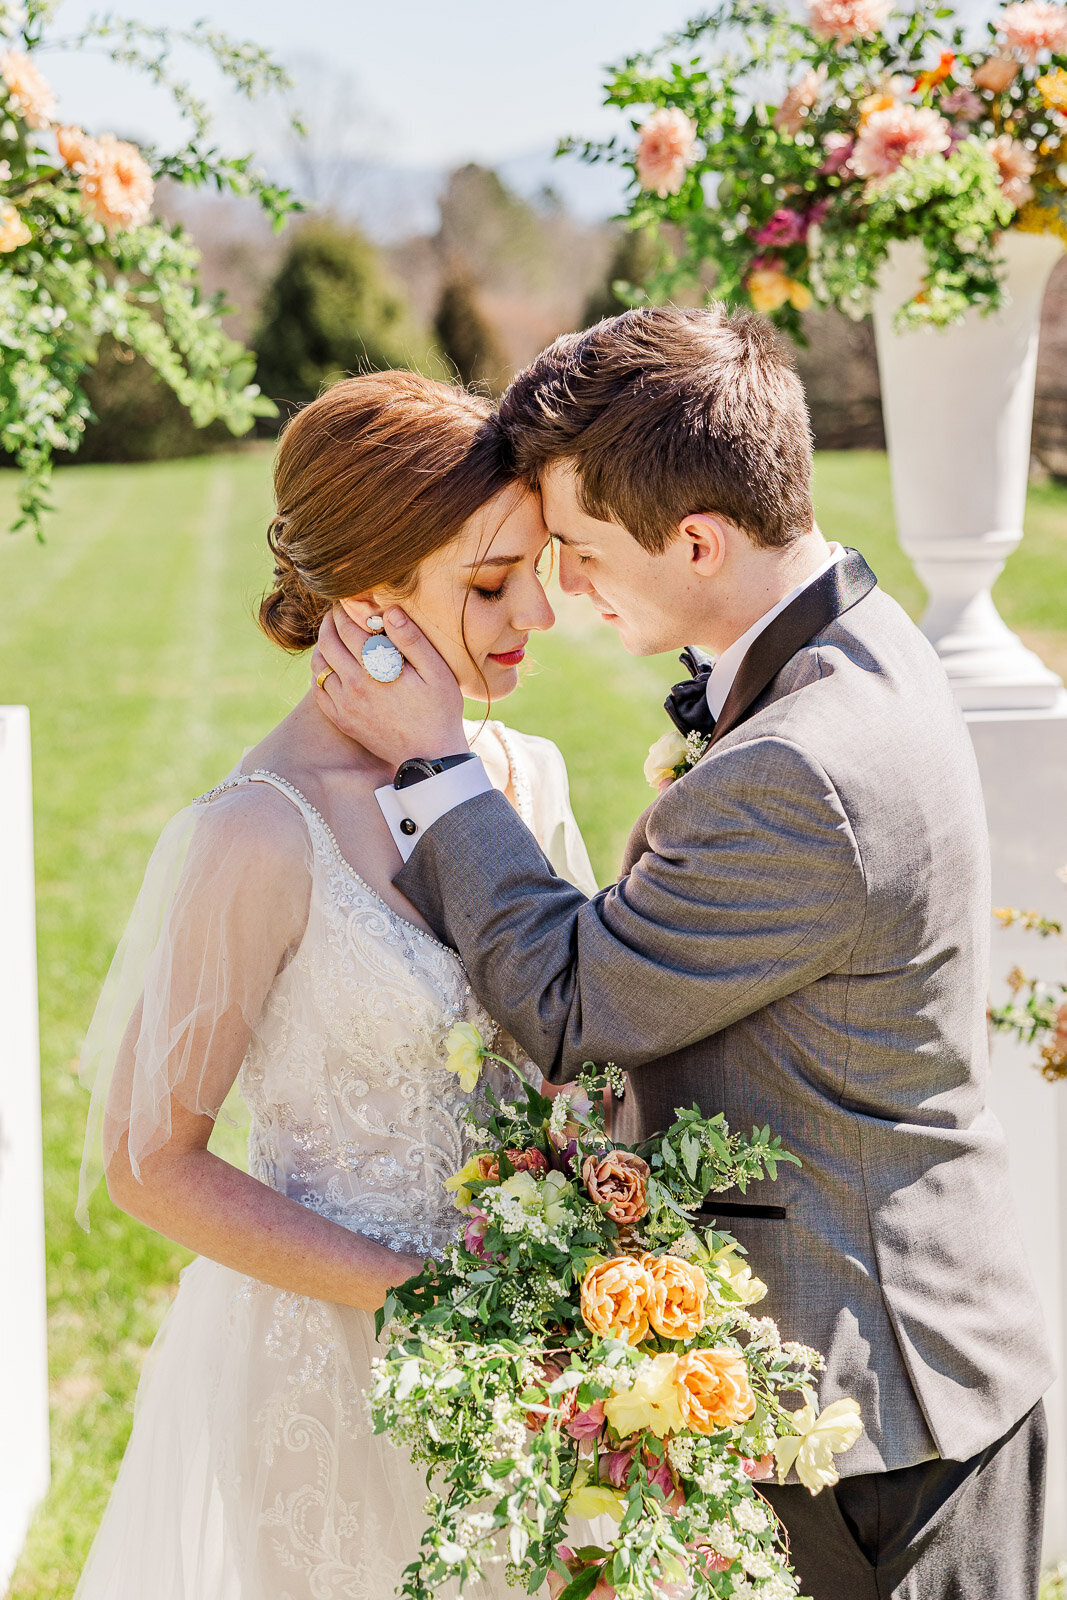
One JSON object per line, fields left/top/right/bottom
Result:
{"left": 582, "top": 227, "right": 661, "bottom": 327}
{"left": 433, "top": 276, "right": 508, "bottom": 394}
{"left": 253, "top": 218, "right": 432, "bottom": 409}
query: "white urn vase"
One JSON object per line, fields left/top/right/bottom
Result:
{"left": 871, "top": 231, "right": 1065, "bottom": 712}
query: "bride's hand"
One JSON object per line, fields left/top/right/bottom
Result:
{"left": 313, "top": 606, "right": 467, "bottom": 770}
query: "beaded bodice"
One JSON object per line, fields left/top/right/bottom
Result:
{"left": 194, "top": 770, "right": 515, "bottom": 1257}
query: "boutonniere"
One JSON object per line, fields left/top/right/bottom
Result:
{"left": 643, "top": 728, "right": 711, "bottom": 790}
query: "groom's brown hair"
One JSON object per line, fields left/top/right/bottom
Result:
{"left": 498, "top": 304, "right": 814, "bottom": 552}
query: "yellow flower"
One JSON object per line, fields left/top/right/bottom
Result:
{"left": 541, "top": 1169, "right": 573, "bottom": 1226}
{"left": 746, "top": 268, "right": 812, "bottom": 315}
{"left": 858, "top": 89, "right": 896, "bottom": 127}
{"left": 643, "top": 729, "right": 689, "bottom": 789}
{"left": 0, "top": 203, "right": 31, "bottom": 253}
{"left": 567, "top": 1481, "right": 626, "bottom": 1522}
{"left": 774, "top": 1393, "right": 864, "bottom": 1494}
{"left": 604, "top": 1353, "right": 686, "bottom": 1438}
{"left": 713, "top": 1244, "right": 768, "bottom": 1306}
{"left": 1037, "top": 67, "right": 1067, "bottom": 112}
{"left": 444, "top": 1021, "right": 485, "bottom": 1093}
{"left": 500, "top": 1170, "right": 540, "bottom": 1208}
{"left": 444, "top": 1152, "right": 493, "bottom": 1210}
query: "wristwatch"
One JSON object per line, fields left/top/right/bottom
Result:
{"left": 393, "top": 753, "right": 476, "bottom": 790}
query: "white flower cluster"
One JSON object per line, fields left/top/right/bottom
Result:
{"left": 482, "top": 1185, "right": 551, "bottom": 1242}
{"left": 734, "top": 1498, "right": 770, "bottom": 1535}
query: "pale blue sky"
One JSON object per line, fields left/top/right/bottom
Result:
{"left": 39, "top": 1, "right": 705, "bottom": 169}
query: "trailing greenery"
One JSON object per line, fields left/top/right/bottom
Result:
{"left": 0, "top": 1, "right": 301, "bottom": 535}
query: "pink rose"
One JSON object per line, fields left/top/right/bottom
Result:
{"left": 819, "top": 132, "right": 855, "bottom": 176}
{"left": 635, "top": 107, "right": 697, "bottom": 197}
{"left": 852, "top": 103, "right": 952, "bottom": 179}
{"left": 997, "top": 0, "right": 1067, "bottom": 60}
{"left": 463, "top": 1210, "right": 489, "bottom": 1257}
{"left": 566, "top": 1400, "right": 606, "bottom": 1440}
{"left": 582, "top": 1150, "right": 651, "bottom": 1227}
{"left": 754, "top": 207, "right": 808, "bottom": 247}
{"left": 741, "top": 1452, "right": 776, "bottom": 1480}
{"left": 484, "top": 1147, "right": 549, "bottom": 1180}
{"left": 606, "top": 1445, "right": 637, "bottom": 1488}
{"left": 774, "top": 67, "right": 825, "bottom": 135}
{"left": 808, "top": 0, "right": 890, "bottom": 43}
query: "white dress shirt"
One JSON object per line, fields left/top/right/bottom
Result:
{"left": 376, "top": 542, "right": 846, "bottom": 861}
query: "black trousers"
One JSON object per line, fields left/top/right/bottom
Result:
{"left": 761, "top": 1401, "right": 1047, "bottom": 1600}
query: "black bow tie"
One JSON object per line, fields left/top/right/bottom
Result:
{"left": 665, "top": 646, "right": 717, "bottom": 739}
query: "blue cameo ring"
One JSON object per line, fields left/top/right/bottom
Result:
{"left": 360, "top": 616, "right": 404, "bottom": 684}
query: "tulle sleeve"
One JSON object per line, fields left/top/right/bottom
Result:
{"left": 499, "top": 727, "right": 599, "bottom": 897}
{"left": 77, "top": 779, "right": 313, "bottom": 1227}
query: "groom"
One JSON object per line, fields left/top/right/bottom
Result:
{"left": 314, "top": 305, "right": 1052, "bottom": 1598}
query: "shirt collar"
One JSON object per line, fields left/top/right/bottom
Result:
{"left": 705, "top": 543, "right": 846, "bottom": 721}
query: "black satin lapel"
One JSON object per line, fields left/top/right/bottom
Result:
{"left": 710, "top": 549, "right": 877, "bottom": 747}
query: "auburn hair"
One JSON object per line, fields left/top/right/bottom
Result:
{"left": 259, "top": 371, "right": 514, "bottom": 652}
{"left": 497, "top": 304, "right": 814, "bottom": 552}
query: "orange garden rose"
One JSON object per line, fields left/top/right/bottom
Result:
{"left": 580, "top": 1256, "right": 653, "bottom": 1345}
{"left": 582, "top": 1150, "right": 650, "bottom": 1226}
{"left": 78, "top": 134, "right": 154, "bottom": 232}
{"left": 56, "top": 125, "right": 95, "bottom": 170}
{"left": 674, "top": 1348, "right": 756, "bottom": 1433}
{"left": 0, "top": 204, "right": 31, "bottom": 253}
{"left": 645, "top": 1254, "right": 708, "bottom": 1341}
{"left": 0, "top": 49, "right": 56, "bottom": 129}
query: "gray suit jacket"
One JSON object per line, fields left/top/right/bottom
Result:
{"left": 396, "top": 562, "right": 1054, "bottom": 1476}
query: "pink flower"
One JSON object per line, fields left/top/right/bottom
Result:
{"left": 566, "top": 1400, "right": 606, "bottom": 1440}
{"left": 741, "top": 1453, "right": 777, "bottom": 1480}
{"left": 852, "top": 103, "right": 952, "bottom": 178}
{"left": 754, "top": 207, "right": 809, "bottom": 246}
{"left": 807, "top": 0, "right": 891, "bottom": 44}
{"left": 973, "top": 52, "right": 1023, "bottom": 91}
{"left": 635, "top": 107, "right": 697, "bottom": 197}
{"left": 989, "top": 133, "right": 1037, "bottom": 205}
{"left": 463, "top": 1210, "right": 489, "bottom": 1256}
{"left": 997, "top": 0, "right": 1067, "bottom": 60}
{"left": 819, "top": 131, "right": 855, "bottom": 176}
{"left": 691, "top": 1544, "right": 734, "bottom": 1577}
{"left": 941, "top": 86, "right": 985, "bottom": 121}
{"left": 775, "top": 67, "right": 826, "bottom": 134}
{"left": 606, "top": 1445, "right": 637, "bottom": 1488}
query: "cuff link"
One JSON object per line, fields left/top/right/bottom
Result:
{"left": 400, "top": 818, "right": 418, "bottom": 837}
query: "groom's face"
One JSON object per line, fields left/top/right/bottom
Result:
{"left": 540, "top": 462, "right": 702, "bottom": 657}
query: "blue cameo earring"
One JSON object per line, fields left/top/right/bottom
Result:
{"left": 360, "top": 615, "right": 404, "bottom": 684}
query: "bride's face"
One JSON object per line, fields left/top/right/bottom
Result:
{"left": 373, "top": 486, "right": 555, "bottom": 702}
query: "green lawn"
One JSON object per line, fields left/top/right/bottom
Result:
{"left": 1, "top": 449, "right": 1065, "bottom": 1597}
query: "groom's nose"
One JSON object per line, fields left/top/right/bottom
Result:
{"left": 557, "top": 545, "right": 588, "bottom": 597}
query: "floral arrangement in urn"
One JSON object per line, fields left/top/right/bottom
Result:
{"left": 991, "top": 868, "right": 1067, "bottom": 1082}
{"left": 0, "top": 1, "right": 299, "bottom": 534}
{"left": 370, "top": 1028, "right": 863, "bottom": 1599}
{"left": 567, "top": 0, "right": 1067, "bottom": 335}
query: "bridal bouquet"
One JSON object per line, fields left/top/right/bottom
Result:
{"left": 370, "top": 1028, "right": 863, "bottom": 1600}
{"left": 567, "top": 0, "right": 1067, "bottom": 334}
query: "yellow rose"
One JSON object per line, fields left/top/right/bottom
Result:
{"left": 444, "top": 1151, "right": 494, "bottom": 1210}
{"left": 646, "top": 1253, "right": 708, "bottom": 1341}
{"left": 444, "top": 1020, "right": 485, "bottom": 1092}
{"left": 604, "top": 1353, "right": 686, "bottom": 1438}
{"left": 1037, "top": 68, "right": 1067, "bottom": 113}
{"left": 567, "top": 1481, "right": 626, "bottom": 1522}
{"left": 0, "top": 204, "right": 31, "bottom": 253}
{"left": 747, "top": 267, "right": 811, "bottom": 315}
{"left": 713, "top": 1245, "right": 768, "bottom": 1306}
{"left": 774, "top": 1393, "right": 864, "bottom": 1494}
{"left": 580, "top": 1256, "right": 653, "bottom": 1346}
{"left": 643, "top": 729, "right": 689, "bottom": 789}
{"left": 674, "top": 1347, "right": 756, "bottom": 1433}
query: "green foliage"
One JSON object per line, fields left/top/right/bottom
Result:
{"left": 75, "top": 338, "right": 236, "bottom": 463}
{"left": 433, "top": 273, "right": 507, "bottom": 393}
{"left": 253, "top": 217, "right": 435, "bottom": 409}
{"left": 564, "top": 0, "right": 1067, "bottom": 336}
{"left": 0, "top": 3, "right": 299, "bottom": 536}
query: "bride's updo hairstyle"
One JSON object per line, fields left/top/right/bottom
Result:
{"left": 259, "top": 371, "right": 513, "bottom": 652}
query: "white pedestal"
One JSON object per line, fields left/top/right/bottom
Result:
{"left": 968, "top": 707, "right": 1067, "bottom": 1561}
{"left": 0, "top": 708, "right": 50, "bottom": 1588}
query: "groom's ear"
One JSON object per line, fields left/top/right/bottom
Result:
{"left": 677, "top": 513, "right": 729, "bottom": 577}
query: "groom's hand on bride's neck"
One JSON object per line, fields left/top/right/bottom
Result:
{"left": 313, "top": 606, "right": 468, "bottom": 770}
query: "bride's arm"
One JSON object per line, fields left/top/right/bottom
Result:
{"left": 97, "top": 788, "right": 424, "bottom": 1311}
{"left": 107, "top": 1104, "right": 422, "bottom": 1313}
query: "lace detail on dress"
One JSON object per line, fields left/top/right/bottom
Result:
{"left": 194, "top": 769, "right": 510, "bottom": 1259}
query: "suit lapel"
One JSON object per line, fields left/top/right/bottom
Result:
{"left": 709, "top": 548, "right": 878, "bottom": 747}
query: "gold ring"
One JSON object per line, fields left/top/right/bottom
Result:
{"left": 316, "top": 666, "right": 336, "bottom": 690}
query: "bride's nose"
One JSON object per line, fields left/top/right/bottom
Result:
{"left": 513, "top": 573, "right": 555, "bottom": 633}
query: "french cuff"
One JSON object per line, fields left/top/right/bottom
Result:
{"left": 375, "top": 756, "right": 493, "bottom": 862}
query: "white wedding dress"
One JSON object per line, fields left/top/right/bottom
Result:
{"left": 74, "top": 722, "right": 597, "bottom": 1600}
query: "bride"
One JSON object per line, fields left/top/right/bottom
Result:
{"left": 74, "top": 371, "right": 597, "bottom": 1599}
